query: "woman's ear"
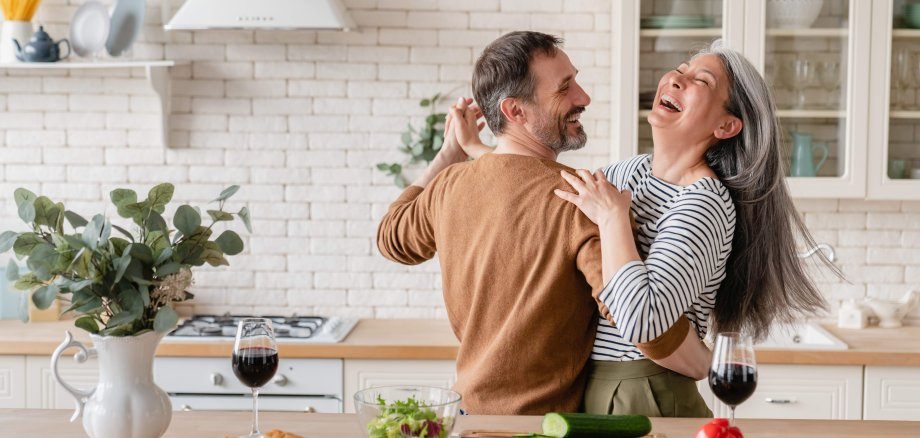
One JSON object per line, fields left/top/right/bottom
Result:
{"left": 714, "top": 116, "right": 743, "bottom": 140}
{"left": 499, "top": 97, "right": 526, "bottom": 126}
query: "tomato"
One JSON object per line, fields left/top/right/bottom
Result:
{"left": 694, "top": 418, "right": 743, "bottom": 438}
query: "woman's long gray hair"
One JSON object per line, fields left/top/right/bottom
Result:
{"left": 695, "top": 41, "right": 838, "bottom": 341}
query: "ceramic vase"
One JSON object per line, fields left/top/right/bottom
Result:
{"left": 51, "top": 330, "right": 173, "bottom": 438}
{"left": 0, "top": 21, "right": 33, "bottom": 63}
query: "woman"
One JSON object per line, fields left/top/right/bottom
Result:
{"left": 451, "top": 40, "right": 836, "bottom": 417}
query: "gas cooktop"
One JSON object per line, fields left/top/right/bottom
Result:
{"left": 166, "top": 314, "right": 359, "bottom": 343}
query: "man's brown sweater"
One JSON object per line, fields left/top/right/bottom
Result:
{"left": 377, "top": 153, "right": 685, "bottom": 414}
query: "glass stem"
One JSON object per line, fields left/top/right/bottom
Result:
{"left": 250, "top": 388, "right": 260, "bottom": 436}
{"left": 730, "top": 406, "right": 736, "bottom": 427}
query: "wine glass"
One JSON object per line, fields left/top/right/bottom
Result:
{"left": 818, "top": 60, "right": 840, "bottom": 109}
{"left": 892, "top": 48, "right": 913, "bottom": 110}
{"left": 788, "top": 58, "right": 815, "bottom": 110}
{"left": 708, "top": 332, "right": 758, "bottom": 426}
{"left": 233, "top": 318, "right": 279, "bottom": 438}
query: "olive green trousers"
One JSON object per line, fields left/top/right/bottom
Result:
{"left": 583, "top": 359, "right": 713, "bottom": 417}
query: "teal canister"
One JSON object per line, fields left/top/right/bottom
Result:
{"left": 790, "top": 132, "right": 828, "bottom": 177}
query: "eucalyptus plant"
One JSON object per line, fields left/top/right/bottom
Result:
{"left": 376, "top": 93, "right": 448, "bottom": 188}
{"left": 0, "top": 183, "right": 252, "bottom": 337}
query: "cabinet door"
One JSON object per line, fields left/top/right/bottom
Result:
{"left": 698, "top": 364, "right": 863, "bottom": 419}
{"left": 25, "top": 355, "right": 98, "bottom": 409}
{"left": 343, "top": 359, "right": 456, "bottom": 413}
{"left": 867, "top": 0, "right": 920, "bottom": 199}
{"left": 0, "top": 356, "right": 26, "bottom": 408}
{"left": 864, "top": 366, "right": 920, "bottom": 420}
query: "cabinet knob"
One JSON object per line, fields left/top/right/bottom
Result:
{"left": 181, "top": 404, "right": 193, "bottom": 411}
{"left": 209, "top": 372, "right": 223, "bottom": 386}
{"left": 764, "top": 398, "right": 796, "bottom": 404}
{"left": 304, "top": 406, "right": 316, "bottom": 413}
{"left": 273, "top": 374, "right": 288, "bottom": 387}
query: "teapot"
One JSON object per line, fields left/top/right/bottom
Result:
{"left": 862, "top": 289, "right": 920, "bottom": 328}
{"left": 790, "top": 132, "right": 828, "bottom": 177}
{"left": 13, "top": 26, "right": 70, "bottom": 62}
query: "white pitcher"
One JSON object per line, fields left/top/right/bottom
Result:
{"left": 52, "top": 330, "right": 173, "bottom": 438}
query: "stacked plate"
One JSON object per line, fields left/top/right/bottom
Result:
{"left": 640, "top": 15, "right": 715, "bottom": 29}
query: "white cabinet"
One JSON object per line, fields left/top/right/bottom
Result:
{"left": 612, "top": 0, "right": 919, "bottom": 200}
{"left": 343, "top": 359, "right": 456, "bottom": 413}
{"left": 25, "top": 355, "right": 98, "bottom": 409}
{"left": 698, "top": 364, "right": 863, "bottom": 420}
{"left": 0, "top": 356, "right": 26, "bottom": 408}
{"left": 864, "top": 366, "right": 920, "bottom": 420}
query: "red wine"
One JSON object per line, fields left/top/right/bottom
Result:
{"left": 709, "top": 362, "right": 757, "bottom": 407}
{"left": 232, "top": 347, "right": 279, "bottom": 388}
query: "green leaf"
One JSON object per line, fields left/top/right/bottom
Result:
{"left": 82, "top": 215, "right": 106, "bottom": 250}
{"left": 55, "top": 277, "right": 93, "bottom": 293}
{"left": 174, "top": 205, "right": 201, "bottom": 237}
{"left": 139, "top": 284, "right": 150, "bottom": 307}
{"left": 213, "top": 185, "right": 240, "bottom": 203}
{"left": 156, "top": 262, "right": 181, "bottom": 277}
{"left": 64, "top": 211, "right": 88, "bottom": 229}
{"left": 207, "top": 210, "right": 234, "bottom": 222}
{"left": 432, "top": 134, "right": 444, "bottom": 151}
{"left": 201, "top": 242, "right": 228, "bottom": 267}
{"left": 13, "top": 233, "right": 45, "bottom": 256}
{"left": 376, "top": 162, "right": 391, "bottom": 171}
{"left": 26, "top": 244, "right": 55, "bottom": 281}
{"left": 14, "top": 273, "right": 42, "bottom": 290}
{"left": 154, "top": 247, "right": 173, "bottom": 266}
{"left": 74, "top": 316, "right": 99, "bottom": 334}
{"left": 62, "top": 235, "right": 86, "bottom": 250}
{"left": 110, "top": 237, "right": 131, "bottom": 256}
{"left": 154, "top": 306, "right": 179, "bottom": 332}
{"left": 238, "top": 207, "right": 252, "bottom": 233}
{"left": 145, "top": 211, "right": 168, "bottom": 232}
{"left": 128, "top": 244, "right": 154, "bottom": 263}
{"left": 74, "top": 297, "right": 103, "bottom": 314}
{"left": 120, "top": 202, "right": 147, "bottom": 222}
{"left": 113, "top": 252, "right": 132, "bottom": 284}
{"left": 0, "top": 231, "right": 19, "bottom": 253}
{"left": 215, "top": 230, "right": 244, "bottom": 256}
{"left": 14, "top": 188, "right": 37, "bottom": 223}
{"left": 32, "top": 284, "right": 59, "bottom": 310}
{"left": 5, "top": 260, "right": 19, "bottom": 281}
{"left": 110, "top": 188, "right": 138, "bottom": 207}
{"left": 419, "top": 98, "right": 431, "bottom": 107}
{"left": 106, "top": 311, "right": 137, "bottom": 328}
{"left": 401, "top": 132, "right": 412, "bottom": 145}
{"left": 431, "top": 92, "right": 441, "bottom": 104}
{"left": 111, "top": 224, "right": 135, "bottom": 241}
{"left": 32, "top": 196, "right": 53, "bottom": 228}
{"left": 147, "top": 183, "right": 175, "bottom": 214}
{"left": 146, "top": 230, "right": 169, "bottom": 254}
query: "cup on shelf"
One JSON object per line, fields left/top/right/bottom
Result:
{"left": 888, "top": 159, "right": 906, "bottom": 179}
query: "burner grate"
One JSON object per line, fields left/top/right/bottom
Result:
{"left": 169, "top": 314, "right": 327, "bottom": 339}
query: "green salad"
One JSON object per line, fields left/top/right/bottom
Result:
{"left": 366, "top": 395, "right": 451, "bottom": 438}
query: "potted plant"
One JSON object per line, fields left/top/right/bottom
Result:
{"left": 0, "top": 183, "right": 250, "bottom": 438}
{"left": 376, "top": 93, "right": 449, "bottom": 188}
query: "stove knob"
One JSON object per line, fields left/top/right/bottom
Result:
{"left": 304, "top": 406, "right": 316, "bottom": 413}
{"left": 210, "top": 372, "right": 224, "bottom": 386}
{"left": 273, "top": 374, "right": 288, "bottom": 387}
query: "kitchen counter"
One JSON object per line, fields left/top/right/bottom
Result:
{"left": 0, "top": 410, "right": 916, "bottom": 437}
{"left": 1, "top": 319, "right": 920, "bottom": 365}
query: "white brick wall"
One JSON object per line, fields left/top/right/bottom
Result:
{"left": 2, "top": 0, "right": 917, "bottom": 322}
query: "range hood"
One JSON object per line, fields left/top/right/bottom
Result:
{"left": 164, "top": 0, "right": 356, "bottom": 31}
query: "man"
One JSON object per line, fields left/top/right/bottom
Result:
{"left": 377, "top": 31, "right": 696, "bottom": 415}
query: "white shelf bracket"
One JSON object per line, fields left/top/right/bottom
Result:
{"left": 146, "top": 65, "right": 171, "bottom": 147}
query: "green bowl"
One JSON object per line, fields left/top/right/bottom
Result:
{"left": 906, "top": 13, "right": 920, "bottom": 29}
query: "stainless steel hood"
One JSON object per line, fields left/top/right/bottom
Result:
{"left": 164, "top": 0, "right": 356, "bottom": 31}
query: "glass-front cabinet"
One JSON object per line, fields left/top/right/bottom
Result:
{"left": 868, "top": 0, "right": 920, "bottom": 199}
{"left": 612, "top": 0, "right": 911, "bottom": 199}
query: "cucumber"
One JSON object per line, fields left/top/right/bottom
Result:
{"left": 541, "top": 412, "right": 652, "bottom": 438}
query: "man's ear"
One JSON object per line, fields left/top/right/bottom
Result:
{"left": 499, "top": 97, "right": 526, "bottom": 126}
{"left": 714, "top": 115, "right": 742, "bottom": 140}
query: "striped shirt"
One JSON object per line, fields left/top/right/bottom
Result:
{"left": 592, "top": 155, "right": 736, "bottom": 361}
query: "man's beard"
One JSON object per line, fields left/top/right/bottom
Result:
{"left": 532, "top": 106, "right": 587, "bottom": 153}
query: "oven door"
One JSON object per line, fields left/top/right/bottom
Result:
{"left": 170, "top": 394, "right": 341, "bottom": 413}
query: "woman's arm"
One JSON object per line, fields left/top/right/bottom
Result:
{"left": 556, "top": 169, "right": 727, "bottom": 380}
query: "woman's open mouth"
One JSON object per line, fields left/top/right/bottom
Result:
{"left": 658, "top": 94, "right": 683, "bottom": 113}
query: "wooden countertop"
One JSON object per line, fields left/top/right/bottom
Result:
{"left": 0, "top": 410, "right": 916, "bottom": 437}
{"left": 1, "top": 319, "right": 919, "bottom": 366}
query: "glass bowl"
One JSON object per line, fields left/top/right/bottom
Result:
{"left": 354, "top": 385, "right": 461, "bottom": 438}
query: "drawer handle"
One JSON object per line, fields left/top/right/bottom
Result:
{"left": 273, "top": 374, "right": 288, "bottom": 387}
{"left": 209, "top": 372, "right": 223, "bottom": 386}
{"left": 304, "top": 406, "right": 316, "bottom": 413}
{"left": 765, "top": 398, "right": 796, "bottom": 404}
{"left": 181, "top": 404, "right": 193, "bottom": 412}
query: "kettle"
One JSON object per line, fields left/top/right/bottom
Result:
{"left": 862, "top": 290, "right": 920, "bottom": 328}
{"left": 790, "top": 132, "right": 828, "bottom": 177}
{"left": 13, "top": 26, "right": 70, "bottom": 62}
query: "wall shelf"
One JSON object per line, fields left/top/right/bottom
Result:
{"left": 640, "top": 28, "right": 723, "bottom": 38}
{"left": 889, "top": 110, "right": 920, "bottom": 119}
{"left": 777, "top": 109, "right": 847, "bottom": 118}
{"left": 767, "top": 28, "right": 848, "bottom": 37}
{"left": 0, "top": 60, "right": 176, "bottom": 147}
{"left": 891, "top": 29, "right": 920, "bottom": 38}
